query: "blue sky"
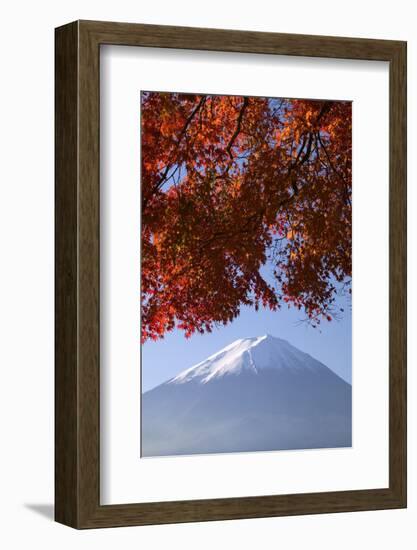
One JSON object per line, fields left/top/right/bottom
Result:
{"left": 142, "top": 293, "right": 351, "bottom": 392}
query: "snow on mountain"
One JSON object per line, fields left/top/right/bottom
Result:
{"left": 169, "top": 334, "right": 328, "bottom": 384}
{"left": 141, "top": 335, "right": 352, "bottom": 457}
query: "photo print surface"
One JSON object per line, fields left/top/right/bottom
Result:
{"left": 140, "top": 91, "right": 352, "bottom": 458}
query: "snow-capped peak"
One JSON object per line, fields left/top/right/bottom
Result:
{"left": 168, "top": 334, "right": 324, "bottom": 385}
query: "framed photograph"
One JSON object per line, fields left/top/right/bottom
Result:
{"left": 55, "top": 20, "right": 406, "bottom": 529}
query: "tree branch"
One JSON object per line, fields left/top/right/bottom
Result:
{"left": 226, "top": 97, "right": 249, "bottom": 158}
{"left": 316, "top": 131, "right": 351, "bottom": 205}
{"left": 143, "top": 96, "right": 207, "bottom": 210}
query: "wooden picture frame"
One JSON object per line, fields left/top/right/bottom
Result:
{"left": 55, "top": 20, "right": 407, "bottom": 529}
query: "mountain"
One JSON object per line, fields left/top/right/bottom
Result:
{"left": 141, "top": 335, "right": 352, "bottom": 457}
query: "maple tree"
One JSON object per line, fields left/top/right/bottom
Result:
{"left": 141, "top": 92, "right": 352, "bottom": 342}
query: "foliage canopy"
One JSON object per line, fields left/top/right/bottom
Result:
{"left": 141, "top": 92, "right": 352, "bottom": 342}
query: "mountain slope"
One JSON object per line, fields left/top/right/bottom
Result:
{"left": 141, "top": 335, "right": 352, "bottom": 457}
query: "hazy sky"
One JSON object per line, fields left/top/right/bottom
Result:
{"left": 142, "top": 293, "right": 352, "bottom": 392}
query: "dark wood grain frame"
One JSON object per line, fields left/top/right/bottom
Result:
{"left": 55, "top": 20, "right": 407, "bottom": 529}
